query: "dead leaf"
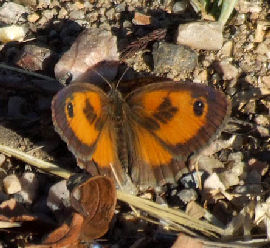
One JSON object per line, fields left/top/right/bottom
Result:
{"left": 70, "top": 176, "right": 117, "bottom": 241}
{"left": 26, "top": 176, "right": 116, "bottom": 247}
{"left": 26, "top": 213, "right": 84, "bottom": 248}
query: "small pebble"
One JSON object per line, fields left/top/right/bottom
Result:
{"left": 115, "top": 3, "right": 126, "bottom": 12}
{"left": 58, "top": 8, "right": 68, "bottom": 19}
{"left": 257, "top": 126, "right": 269, "bottom": 137}
{"left": 180, "top": 171, "right": 204, "bottom": 188}
{"left": 196, "top": 155, "right": 224, "bottom": 174}
{"left": 200, "top": 136, "right": 236, "bottom": 157}
{"left": 219, "top": 162, "right": 245, "bottom": 188}
{"left": 204, "top": 173, "right": 226, "bottom": 191}
{"left": 186, "top": 201, "right": 206, "bottom": 220}
{"left": 261, "top": 75, "right": 270, "bottom": 89}
{"left": 106, "top": 8, "right": 115, "bottom": 20}
{"left": 178, "top": 189, "right": 198, "bottom": 204}
{"left": 256, "top": 42, "right": 270, "bottom": 56}
{"left": 18, "top": 0, "right": 37, "bottom": 6}
{"left": 220, "top": 41, "right": 233, "bottom": 57}
{"left": 0, "top": 2, "right": 28, "bottom": 24}
{"left": 0, "top": 25, "right": 26, "bottom": 43}
{"left": 55, "top": 27, "right": 119, "bottom": 84}
{"left": 172, "top": 0, "right": 188, "bottom": 14}
{"left": 17, "top": 172, "right": 39, "bottom": 204}
{"left": 38, "top": 9, "right": 57, "bottom": 26}
{"left": 176, "top": 21, "right": 223, "bottom": 50}
{"left": 255, "top": 115, "right": 270, "bottom": 126}
{"left": 27, "top": 13, "right": 40, "bottom": 23}
{"left": 153, "top": 41, "right": 197, "bottom": 75}
{"left": 241, "top": 100, "right": 256, "bottom": 114}
{"left": 37, "top": 0, "right": 51, "bottom": 8}
{"left": 132, "top": 12, "right": 151, "bottom": 25}
{"left": 16, "top": 44, "right": 54, "bottom": 72}
{"left": 193, "top": 69, "right": 208, "bottom": 82}
{"left": 236, "top": 0, "right": 262, "bottom": 14}
{"left": 3, "top": 175, "right": 22, "bottom": 194}
{"left": 214, "top": 61, "right": 239, "bottom": 80}
{"left": 228, "top": 152, "right": 244, "bottom": 163}
{"left": 69, "top": 10, "right": 85, "bottom": 20}
{"left": 123, "top": 20, "right": 132, "bottom": 29}
{"left": 47, "top": 180, "right": 70, "bottom": 211}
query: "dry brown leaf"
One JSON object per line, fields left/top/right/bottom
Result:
{"left": 171, "top": 233, "right": 203, "bottom": 248}
{"left": 26, "top": 176, "right": 116, "bottom": 247}
{"left": 26, "top": 213, "right": 84, "bottom": 248}
{"left": 70, "top": 176, "right": 117, "bottom": 241}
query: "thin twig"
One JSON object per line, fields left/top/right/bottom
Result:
{"left": 0, "top": 221, "right": 21, "bottom": 228}
{"left": 0, "top": 63, "right": 57, "bottom": 82}
{"left": 0, "top": 144, "right": 70, "bottom": 179}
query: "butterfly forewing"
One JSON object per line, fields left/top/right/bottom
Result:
{"left": 52, "top": 83, "right": 133, "bottom": 189}
{"left": 52, "top": 83, "right": 108, "bottom": 160}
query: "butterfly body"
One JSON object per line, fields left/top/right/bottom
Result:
{"left": 52, "top": 79, "right": 230, "bottom": 190}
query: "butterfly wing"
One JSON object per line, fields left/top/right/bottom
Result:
{"left": 51, "top": 83, "right": 127, "bottom": 186}
{"left": 126, "top": 80, "right": 230, "bottom": 186}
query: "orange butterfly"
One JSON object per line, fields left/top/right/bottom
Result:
{"left": 51, "top": 78, "right": 230, "bottom": 191}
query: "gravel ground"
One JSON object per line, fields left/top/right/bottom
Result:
{"left": 0, "top": 0, "right": 269, "bottom": 247}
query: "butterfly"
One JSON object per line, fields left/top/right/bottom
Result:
{"left": 51, "top": 77, "right": 230, "bottom": 191}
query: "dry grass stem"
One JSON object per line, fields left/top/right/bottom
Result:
{"left": 0, "top": 144, "right": 223, "bottom": 237}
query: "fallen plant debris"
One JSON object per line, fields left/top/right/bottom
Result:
{"left": 120, "top": 28, "right": 167, "bottom": 60}
{"left": 0, "top": 0, "right": 269, "bottom": 247}
{"left": 26, "top": 176, "right": 116, "bottom": 248}
{"left": 26, "top": 213, "right": 84, "bottom": 248}
{"left": 70, "top": 175, "right": 117, "bottom": 242}
{"left": 0, "top": 145, "right": 270, "bottom": 247}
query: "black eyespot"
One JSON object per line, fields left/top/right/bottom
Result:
{"left": 67, "top": 102, "right": 74, "bottom": 118}
{"left": 193, "top": 100, "right": 204, "bottom": 116}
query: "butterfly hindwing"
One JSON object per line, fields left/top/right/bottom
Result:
{"left": 126, "top": 81, "right": 230, "bottom": 185}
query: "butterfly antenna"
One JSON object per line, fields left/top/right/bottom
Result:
{"left": 116, "top": 66, "right": 130, "bottom": 89}
{"left": 92, "top": 68, "right": 113, "bottom": 90}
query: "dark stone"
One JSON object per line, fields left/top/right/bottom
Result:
{"left": 153, "top": 41, "right": 197, "bottom": 75}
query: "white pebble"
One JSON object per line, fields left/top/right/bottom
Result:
{"left": 3, "top": 175, "right": 22, "bottom": 194}
{"left": 17, "top": 172, "right": 39, "bottom": 204}
{"left": 176, "top": 21, "right": 223, "bottom": 50}
{"left": 0, "top": 25, "right": 26, "bottom": 43}
{"left": 47, "top": 180, "right": 70, "bottom": 211}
